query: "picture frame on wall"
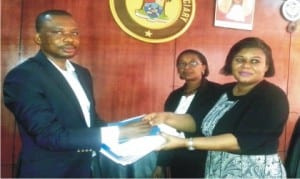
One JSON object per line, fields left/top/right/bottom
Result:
{"left": 214, "top": 0, "right": 256, "bottom": 30}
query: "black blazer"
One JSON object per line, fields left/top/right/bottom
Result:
{"left": 158, "top": 79, "right": 222, "bottom": 178}
{"left": 164, "top": 79, "right": 222, "bottom": 134}
{"left": 3, "top": 51, "right": 106, "bottom": 177}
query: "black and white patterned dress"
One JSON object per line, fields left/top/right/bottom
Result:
{"left": 200, "top": 81, "right": 289, "bottom": 178}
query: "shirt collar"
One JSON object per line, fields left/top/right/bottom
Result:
{"left": 65, "top": 60, "right": 75, "bottom": 72}
{"left": 47, "top": 58, "right": 75, "bottom": 73}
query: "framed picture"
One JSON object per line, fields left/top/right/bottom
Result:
{"left": 214, "top": 0, "right": 256, "bottom": 30}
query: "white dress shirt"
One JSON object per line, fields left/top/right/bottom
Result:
{"left": 48, "top": 58, "right": 119, "bottom": 145}
{"left": 174, "top": 93, "right": 196, "bottom": 114}
{"left": 48, "top": 59, "right": 91, "bottom": 127}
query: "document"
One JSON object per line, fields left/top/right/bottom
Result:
{"left": 100, "top": 114, "right": 184, "bottom": 165}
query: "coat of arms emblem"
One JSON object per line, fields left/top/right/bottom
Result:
{"left": 109, "top": 0, "right": 196, "bottom": 43}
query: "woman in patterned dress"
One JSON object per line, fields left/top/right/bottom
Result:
{"left": 144, "top": 37, "right": 289, "bottom": 178}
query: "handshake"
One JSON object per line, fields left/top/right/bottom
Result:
{"left": 100, "top": 114, "right": 184, "bottom": 165}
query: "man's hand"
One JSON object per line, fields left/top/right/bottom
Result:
{"left": 119, "top": 120, "right": 152, "bottom": 141}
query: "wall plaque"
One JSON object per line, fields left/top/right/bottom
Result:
{"left": 109, "top": 0, "right": 196, "bottom": 43}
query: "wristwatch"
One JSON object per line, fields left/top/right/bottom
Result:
{"left": 187, "top": 138, "right": 195, "bottom": 150}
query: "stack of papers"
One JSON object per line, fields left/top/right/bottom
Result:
{"left": 100, "top": 115, "right": 184, "bottom": 165}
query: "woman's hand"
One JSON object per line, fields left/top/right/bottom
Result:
{"left": 158, "top": 133, "right": 187, "bottom": 150}
{"left": 143, "top": 112, "right": 196, "bottom": 133}
{"left": 143, "top": 112, "right": 172, "bottom": 126}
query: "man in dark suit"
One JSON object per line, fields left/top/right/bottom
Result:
{"left": 3, "top": 9, "right": 150, "bottom": 178}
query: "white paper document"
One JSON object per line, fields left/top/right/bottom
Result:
{"left": 100, "top": 115, "right": 183, "bottom": 165}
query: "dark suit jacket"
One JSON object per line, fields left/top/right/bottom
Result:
{"left": 285, "top": 117, "right": 300, "bottom": 178}
{"left": 157, "top": 79, "right": 222, "bottom": 178}
{"left": 3, "top": 51, "right": 106, "bottom": 177}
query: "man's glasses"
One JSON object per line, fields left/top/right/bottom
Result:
{"left": 177, "top": 61, "right": 200, "bottom": 69}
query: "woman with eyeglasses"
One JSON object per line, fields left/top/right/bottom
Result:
{"left": 146, "top": 37, "right": 289, "bottom": 178}
{"left": 152, "top": 49, "right": 221, "bottom": 178}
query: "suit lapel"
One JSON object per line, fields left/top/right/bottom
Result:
{"left": 34, "top": 51, "right": 87, "bottom": 125}
{"left": 73, "top": 66, "right": 94, "bottom": 105}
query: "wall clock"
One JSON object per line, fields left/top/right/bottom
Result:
{"left": 281, "top": 0, "right": 300, "bottom": 22}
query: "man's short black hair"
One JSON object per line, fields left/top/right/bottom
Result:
{"left": 35, "top": 9, "right": 72, "bottom": 32}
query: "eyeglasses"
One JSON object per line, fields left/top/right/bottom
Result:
{"left": 177, "top": 61, "right": 200, "bottom": 69}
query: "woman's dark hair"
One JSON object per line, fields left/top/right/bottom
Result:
{"left": 220, "top": 37, "right": 275, "bottom": 77}
{"left": 35, "top": 9, "right": 72, "bottom": 32}
{"left": 177, "top": 49, "right": 210, "bottom": 77}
